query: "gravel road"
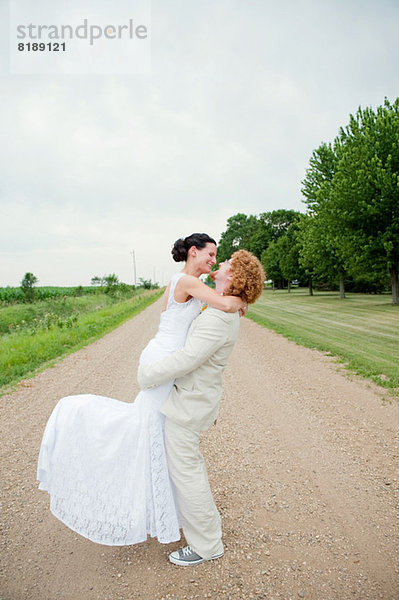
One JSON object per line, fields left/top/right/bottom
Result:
{"left": 1, "top": 298, "right": 398, "bottom": 600}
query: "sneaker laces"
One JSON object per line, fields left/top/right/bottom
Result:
{"left": 182, "top": 546, "right": 193, "bottom": 557}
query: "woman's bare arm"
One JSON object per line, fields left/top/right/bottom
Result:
{"left": 175, "top": 275, "right": 244, "bottom": 312}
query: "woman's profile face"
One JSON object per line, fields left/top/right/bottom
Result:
{"left": 192, "top": 242, "right": 217, "bottom": 274}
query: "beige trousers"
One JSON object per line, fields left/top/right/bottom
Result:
{"left": 165, "top": 418, "right": 224, "bottom": 560}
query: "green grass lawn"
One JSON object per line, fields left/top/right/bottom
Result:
{"left": 0, "top": 289, "right": 162, "bottom": 392}
{"left": 247, "top": 288, "right": 399, "bottom": 393}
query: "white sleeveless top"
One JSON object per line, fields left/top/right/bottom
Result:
{"left": 151, "top": 273, "right": 202, "bottom": 352}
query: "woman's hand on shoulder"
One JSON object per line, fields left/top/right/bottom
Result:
{"left": 238, "top": 301, "right": 248, "bottom": 317}
{"left": 224, "top": 295, "right": 245, "bottom": 313}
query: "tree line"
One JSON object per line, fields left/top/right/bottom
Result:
{"left": 217, "top": 98, "right": 399, "bottom": 304}
{"left": 91, "top": 274, "right": 159, "bottom": 291}
{"left": 0, "top": 273, "right": 159, "bottom": 305}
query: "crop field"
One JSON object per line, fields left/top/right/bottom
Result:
{"left": 0, "top": 285, "right": 97, "bottom": 304}
{"left": 0, "top": 288, "right": 162, "bottom": 391}
{"left": 248, "top": 288, "right": 399, "bottom": 392}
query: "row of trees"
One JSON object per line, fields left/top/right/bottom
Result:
{"left": 91, "top": 274, "right": 159, "bottom": 291}
{"left": 8, "top": 272, "right": 159, "bottom": 305}
{"left": 218, "top": 98, "right": 399, "bottom": 304}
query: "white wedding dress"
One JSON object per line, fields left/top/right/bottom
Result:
{"left": 37, "top": 273, "right": 202, "bottom": 546}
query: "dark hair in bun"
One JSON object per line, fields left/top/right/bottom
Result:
{"left": 171, "top": 233, "right": 216, "bottom": 262}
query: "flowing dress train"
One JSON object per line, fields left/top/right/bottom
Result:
{"left": 37, "top": 273, "right": 201, "bottom": 546}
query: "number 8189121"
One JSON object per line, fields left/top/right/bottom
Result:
{"left": 18, "top": 42, "right": 66, "bottom": 51}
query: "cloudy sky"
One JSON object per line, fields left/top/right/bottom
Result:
{"left": 1, "top": 0, "right": 398, "bottom": 286}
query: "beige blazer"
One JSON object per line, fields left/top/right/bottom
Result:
{"left": 138, "top": 307, "right": 240, "bottom": 431}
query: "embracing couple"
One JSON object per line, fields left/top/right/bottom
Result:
{"left": 38, "top": 233, "right": 265, "bottom": 566}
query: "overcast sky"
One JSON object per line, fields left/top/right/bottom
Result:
{"left": 1, "top": 0, "right": 398, "bottom": 286}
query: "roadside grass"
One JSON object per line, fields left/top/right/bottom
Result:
{"left": 0, "top": 289, "right": 162, "bottom": 391}
{"left": 0, "top": 294, "right": 115, "bottom": 335}
{"left": 247, "top": 288, "right": 399, "bottom": 393}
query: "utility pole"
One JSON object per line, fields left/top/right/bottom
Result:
{"left": 130, "top": 250, "right": 137, "bottom": 287}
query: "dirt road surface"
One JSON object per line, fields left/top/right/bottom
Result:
{"left": 1, "top": 299, "right": 398, "bottom": 600}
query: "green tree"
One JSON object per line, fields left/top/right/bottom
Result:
{"left": 302, "top": 142, "right": 337, "bottom": 209}
{"left": 297, "top": 215, "right": 319, "bottom": 296}
{"left": 20, "top": 272, "right": 38, "bottom": 303}
{"left": 138, "top": 277, "right": 158, "bottom": 289}
{"left": 331, "top": 98, "right": 399, "bottom": 304}
{"left": 104, "top": 274, "right": 119, "bottom": 287}
{"left": 261, "top": 243, "right": 283, "bottom": 289}
{"left": 103, "top": 273, "right": 119, "bottom": 295}
{"left": 217, "top": 213, "right": 258, "bottom": 262}
{"left": 218, "top": 210, "right": 302, "bottom": 263}
{"left": 278, "top": 222, "right": 307, "bottom": 292}
{"left": 298, "top": 212, "right": 347, "bottom": 298}
{"left": 260, "top": 224, "right": 305, "bottom": 292}
{"left": 301, "top": 142, "right": 348, "bottom": 298}
{"left": 249, "top": 209, "right": 302, "bottom": 258}
{"left": 91, "top": 276, "right": 102, "bottom": 286}
{"left": 118, "top": 282, "right": 132, "bottom": 294}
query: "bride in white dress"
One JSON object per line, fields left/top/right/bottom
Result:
{"left": 37, "top": 234, "right": 244, "bottom": 546}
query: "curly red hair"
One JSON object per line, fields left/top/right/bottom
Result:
{"left": 225, "top": 249, "right": 265, "bottom": 304}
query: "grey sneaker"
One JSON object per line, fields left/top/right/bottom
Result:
{"left": 169, "top": 545, "right": 224, "bottom": 566}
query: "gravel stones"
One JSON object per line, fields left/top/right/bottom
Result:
{"left": 1, "top": 300, "right": 398, "bottom": 599}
